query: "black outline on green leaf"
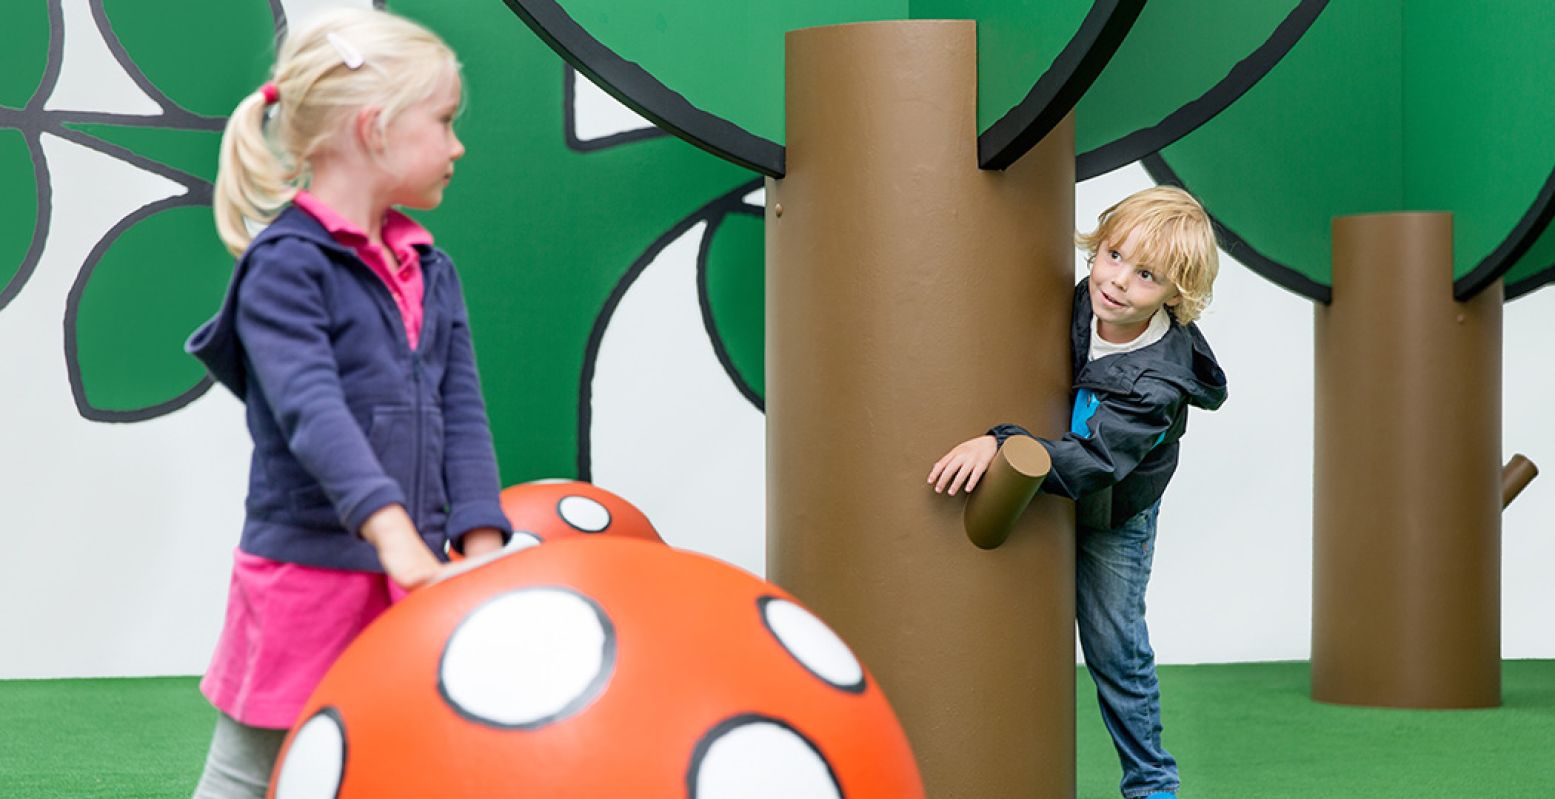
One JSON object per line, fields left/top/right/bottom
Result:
{"left": 502, "top": 0, "right": 1147, "bottom": 176}
{"left": 696, "top": 188, "right": 764, "bottom": 410}
{"left": 1076, "top": 0, "right": 1328, "bottom": 180}
{"left": 576, "top": 178, "right": 763, "bottom": 480}
{"left": 1506, "top": 264, "right": 1555, "bottom": 299}
{"left": 563, "top": 66, "right": 666, "bottom": 153}
{"left": 64, "top": 195, "right": 217, "bottom": 422}
{"left": 502, "top": 0, "right": 785, "bottom": 176}
{"left": 0, "top": 0, "right": 63, "bottom": 312}
{"left": 1150, "top": 148, "right": 1555, "bottom": 303}
{"left": 44, "top": 0, "right": 271, "bottom": 421}
{"left": 1141, "top": 3, "right": 1555, "bottom": 304}
{"left": 979, "top": 0, "right": 1144, "bottom": 170}
{"left": 1143, "top": 153, "right": 1331, "bottom": 303}
{"left": 1458, "top": 171, "right": 1555, "bottom": 301}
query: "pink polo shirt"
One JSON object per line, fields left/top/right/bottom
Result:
{"left": 292, "top": 191, "right": 430, "bottom": 349}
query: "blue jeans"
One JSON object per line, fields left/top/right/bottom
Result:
{"left": 1076, "top": 500, "right": 1178, "bottom": 798}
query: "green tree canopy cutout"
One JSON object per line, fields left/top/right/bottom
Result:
{"left": 503, "top": 0, "right": 1144, "bottom": 174}
{"left": 1073, "top": 0, "right": 1324, "bottom": 180}
{"left": 503, "top": 0, "right": 1329, "bottom": 178}
{"left": 1148, "top": 0, "right": 1555, "bottom": 301}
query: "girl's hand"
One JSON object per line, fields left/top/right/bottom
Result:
{"left": 927, "top": 435, "right": 998, "bottom": 496}
{"left": 459, "top": 527, "right": 505, "bottom": 559}
{"left": 360, "top": 504, "right": 444, "bottom": 591}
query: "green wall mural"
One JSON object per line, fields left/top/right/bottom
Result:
{"left": 1, "top": 0, "right": 262, "bottom": 420}
{"left": 9, "top": 0, "right": 1548, "bottom": 502}
{"left": 0, "top": 0, "right": 764, "bottom": 492}
{"left": 6, "top": 0, "right": 1554, "bottom": 688}
{"left": 1150, "top": 0, "right": 1555, "bottom": 300}
{"left": 0, "top": 2, "right": 48, "bottom": 301}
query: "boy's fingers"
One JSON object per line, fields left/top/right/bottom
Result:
{"left": 966, "top": 460, "right": 988, "bottom": 492}
{"left": 947, "top": 462, "right": 970, "bottom": 495}
{"left": 935, "top": 458, "right": 963, "bottom": 493}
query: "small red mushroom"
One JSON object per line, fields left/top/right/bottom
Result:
{"left": 446, "top": 479, "right": 663, "bottom": 562}
{"left": 498, "top": 479, "right": 662, "bottom": 545}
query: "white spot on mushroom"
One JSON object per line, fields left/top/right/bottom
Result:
{"left": 439, "top": 588, "right": 614, "bottom": 728}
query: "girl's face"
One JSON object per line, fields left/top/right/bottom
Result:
{"left": 382, "top": 69, "right": 465, "bottom": 210}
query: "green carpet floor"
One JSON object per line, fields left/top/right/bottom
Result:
{"left": 1, "top": 661, "right": 1550, "bottom": 797}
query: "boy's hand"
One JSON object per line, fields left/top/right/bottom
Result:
{"left": 360, "top": 504, "right": 445, "bottom": 591}
{"left": 927, "top": 435, "right": 998, "bottom": 496}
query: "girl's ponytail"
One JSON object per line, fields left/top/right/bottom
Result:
{"left": 211, "top": 9, "right": 460, "bottom": 257}
{"left": 214, "top": 88, "right": 297, "bottom": 256}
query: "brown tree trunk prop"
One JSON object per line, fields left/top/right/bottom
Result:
{"left": 768, "top": 20, "right": 1078, "bottom": 798}
{"left": 1314, "top": 212, "right": 1503, "bottom": 709}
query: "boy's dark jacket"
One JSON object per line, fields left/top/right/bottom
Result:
{"left": 186, "top": 207, "right": 511, "bottom": 571}
{"left": 990, "top": 280, "right": 1227, "bottom": 530}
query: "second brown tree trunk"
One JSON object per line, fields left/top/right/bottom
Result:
{"left": 1313, "top": 212, "right": 1502, "bottom": 709}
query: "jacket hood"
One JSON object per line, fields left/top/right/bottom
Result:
{"left": 1165, "top": 322, "right": 1228, "bottom": 410}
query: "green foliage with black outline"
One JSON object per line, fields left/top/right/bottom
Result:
{"left": 1075, "top": 1, "right": 1307, "bottom": 165}
{"left": 544, "top": 0, "right": 1099, "bottom": 142}
{"left": 703, "top": 208, "right": 764, "bottom": 400}
{"left": 75, "top": 205, "right": 233, "bottom": 411}
{"left": 65, "top": 0, "right": 268, "bottom": 416}
{"left": 1157, "top": 0, "right": 1555, "bottom": 299}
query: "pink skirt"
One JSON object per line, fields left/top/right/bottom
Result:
{"left": 200, "top": 549, "right": 407, "bottom": 729}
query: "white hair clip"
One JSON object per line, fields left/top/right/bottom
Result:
{"left": 326, "top": 32, "right": 365, "bottom": 70}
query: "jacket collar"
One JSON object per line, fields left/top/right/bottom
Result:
{"left": 1072, "top": 279, "right": 1228, "bottom": 410}
{"left": 251, "top": 205, "right": 443, "bottom": 270}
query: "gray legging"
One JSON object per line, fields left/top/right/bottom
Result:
{"left": 192, "top": 712, "right": 287, "bottom": 799}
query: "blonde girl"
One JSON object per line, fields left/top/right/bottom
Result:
{"left": 186, "top": 9, "right": 511, "bottom": 795}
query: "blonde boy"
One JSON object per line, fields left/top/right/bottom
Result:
{"left": 928, "top": 186, "right": 1227, "bottom": 799}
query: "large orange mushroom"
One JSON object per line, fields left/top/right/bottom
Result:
{"left": 269, "top": 537, "right": 922, "bottom": 798}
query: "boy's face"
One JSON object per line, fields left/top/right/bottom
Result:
{"left": 1088, "top": 227, "right": 1181, "bottom": 343}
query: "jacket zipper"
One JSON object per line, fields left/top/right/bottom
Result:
{"left": 408, "top": 253, "right": 440, "bottom": 531}
{"left": 412, "top": 350, "right": 424, "bottom": 525}
{"left": 353, "top": 246, "right": 439, "bottom": 529}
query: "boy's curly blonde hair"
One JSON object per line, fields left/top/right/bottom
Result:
{"left": 1075, "top": 186, "right": 1219, "bottom": 324}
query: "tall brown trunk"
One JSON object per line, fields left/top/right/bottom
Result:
{"left": 768, "top": 20, "right": 1078, "bottom": 797}
{"left": 1313, "top": 212, "right": 1502, "bottom": 708}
